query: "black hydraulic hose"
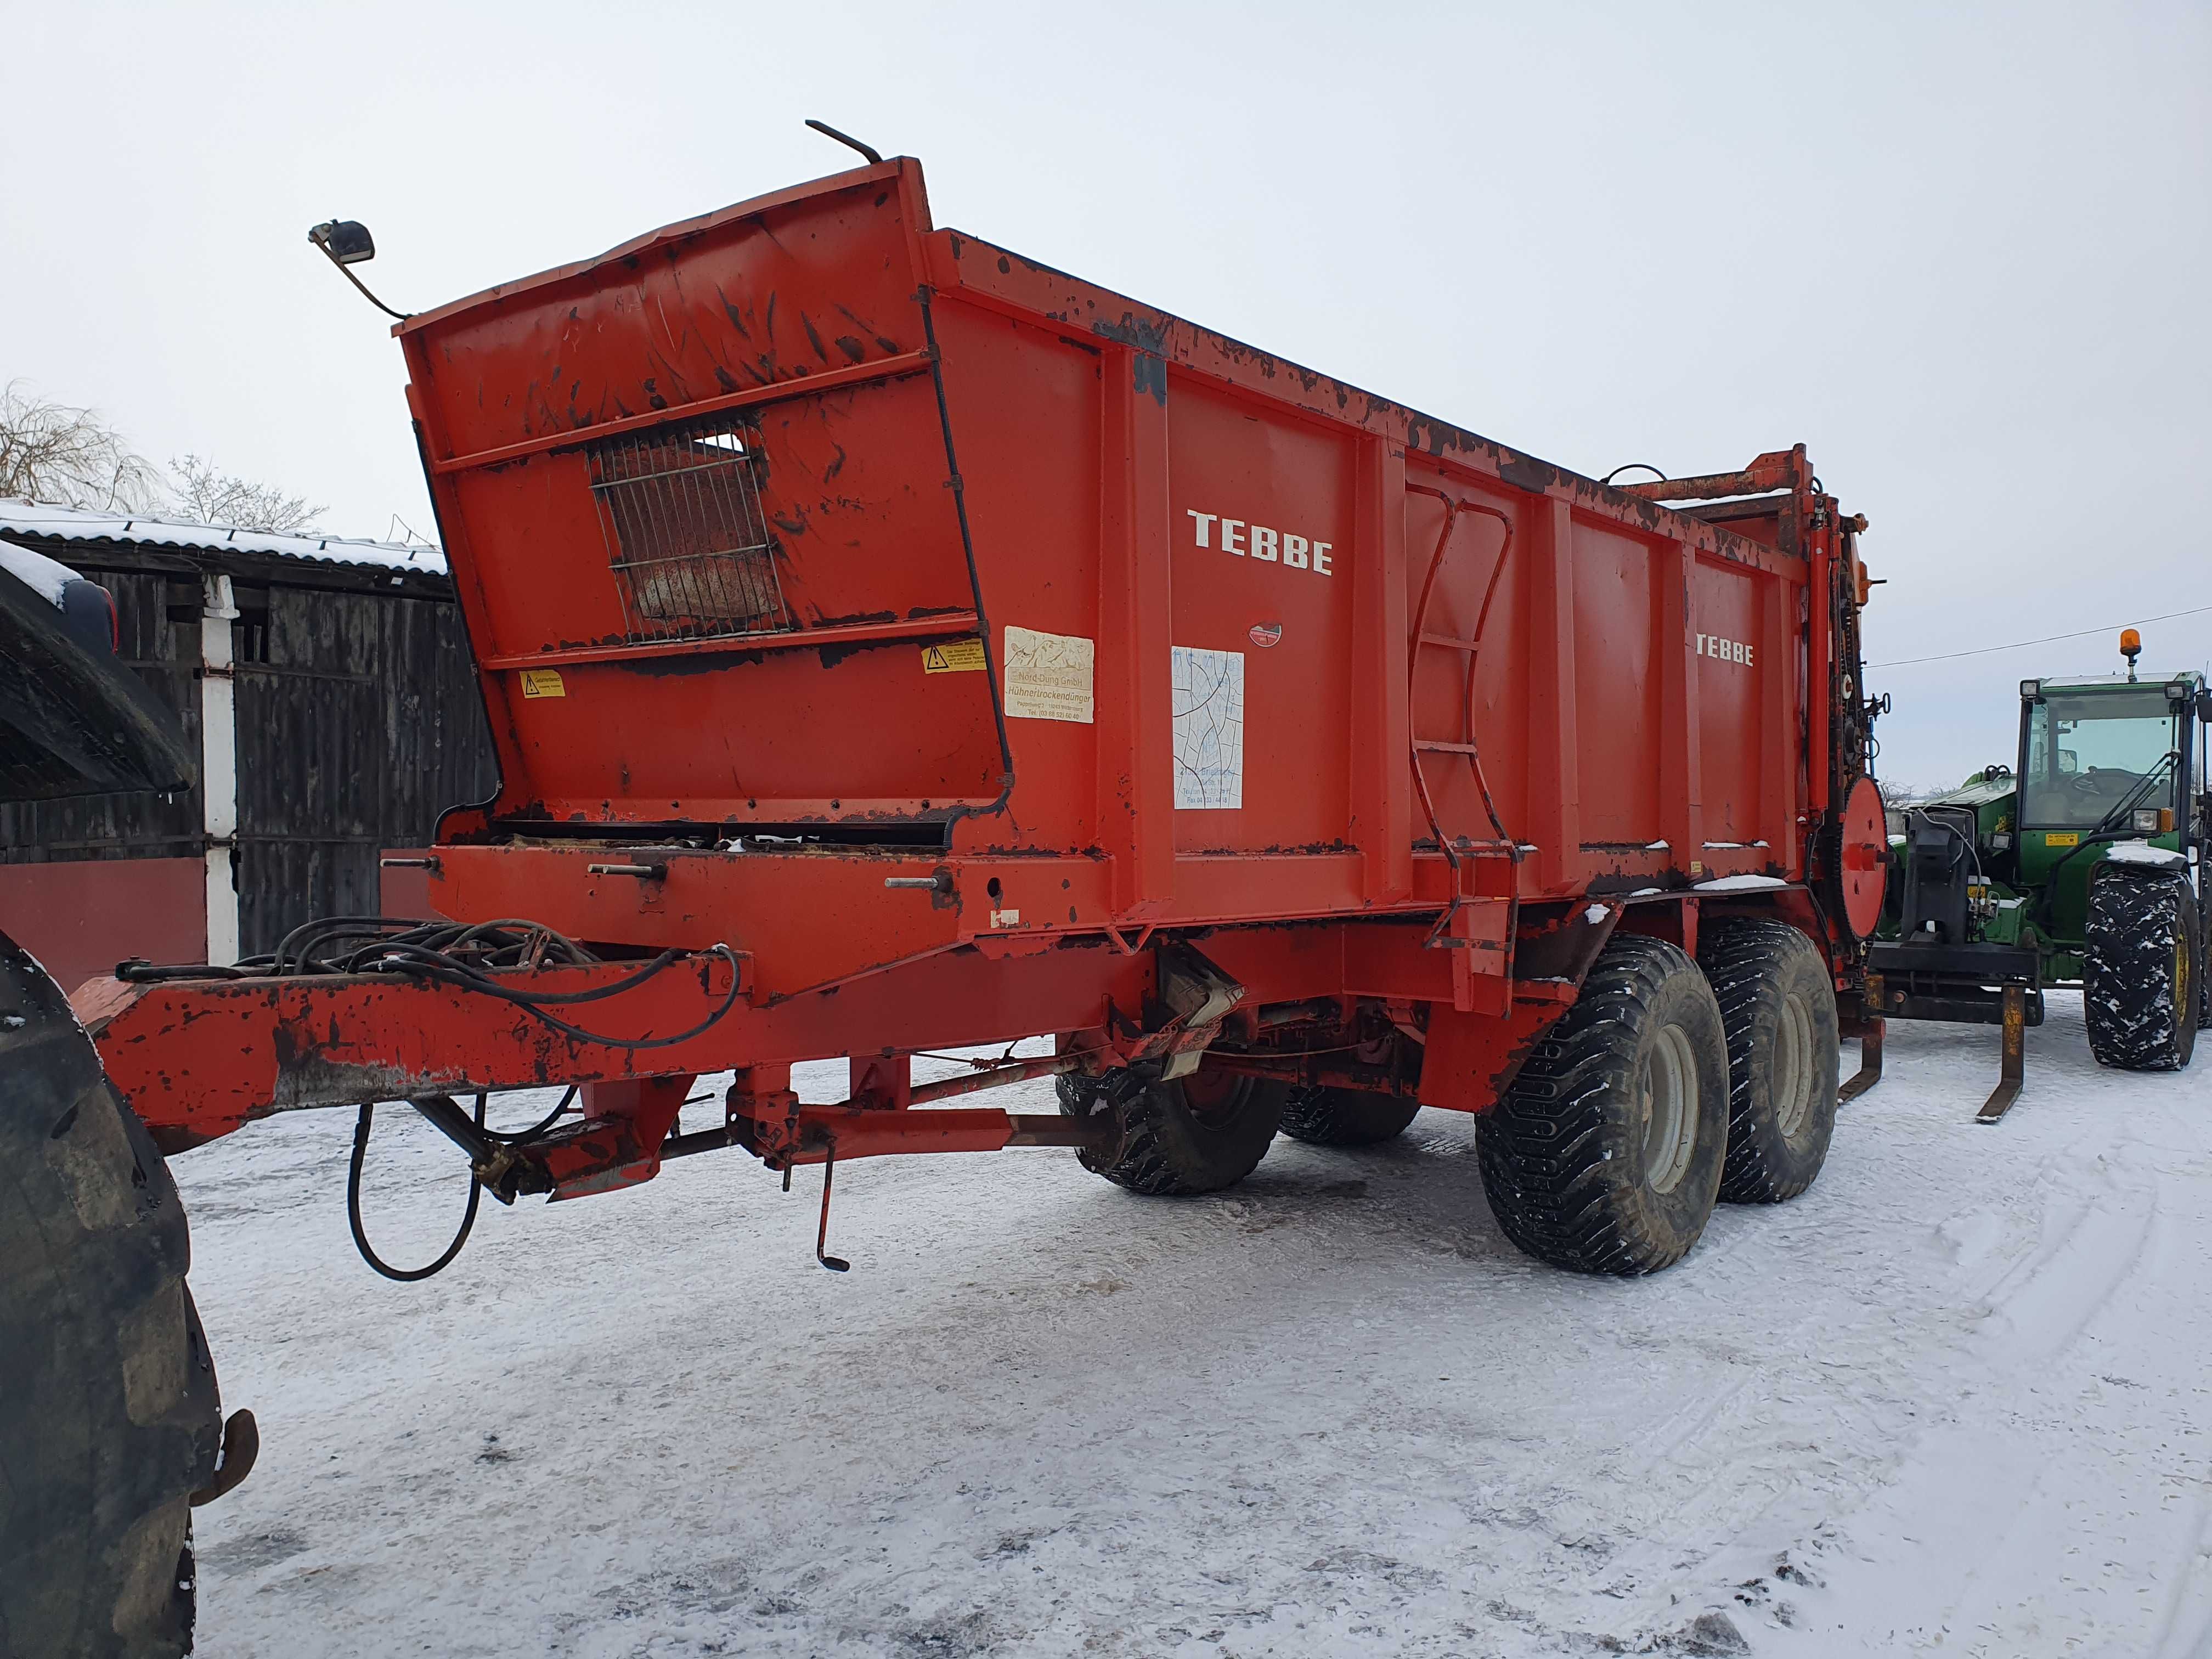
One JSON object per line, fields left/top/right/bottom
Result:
{"left": 272, "top": 913, "right": 416, "bottom": 973}
{"left": 377, "top": 944, "right": 744, "bottom": 1050}
{"left": 116, "top": 906, "right": 738, "bottom": 1277}
{"left": 167, "top": 913, "right": 742, "bottom": 1050}
{"left": 476, "top": 1085, "right": 577, "bottom": 1144}
{"left": 272, "top": 916, "right": 601, "bottom": 976}
{"left": 122, "top": 906, "right": 739, "bottom": 1278}
{"left": 348, "top": 1098, "right": 483, "bottom": 1282}
{"left": 116, "top": 960, "right": 253, "bottom": 982}
{"left": 368, "top": 944, "right": 682, "bottom": 1004}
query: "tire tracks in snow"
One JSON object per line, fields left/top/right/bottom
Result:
{"left": 1741, "top": 998, "right": 2212, "bottom": 1654}
{"left": 1970, "top": 1145, "right": 2159, "bottom": 1366}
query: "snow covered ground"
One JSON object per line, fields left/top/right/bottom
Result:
{"left": 176, "top": 992, "right": 2212, "bottom": 1657}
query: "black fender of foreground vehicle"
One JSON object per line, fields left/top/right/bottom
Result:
{"left": 0, "top": 541, "right": 198, "bottom": 802}
{"left": 1, "top": 546, "right": 242, "bottom": 1658}
{"left": 0, "top": 932, "right": 229, "bottom": 1659}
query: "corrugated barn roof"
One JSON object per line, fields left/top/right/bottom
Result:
{"left": 0, "top": 498, "right": 447, "bottom": 575}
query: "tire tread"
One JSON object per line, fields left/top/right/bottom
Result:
{"left": 1476, "top": 934, "right": 1724, "bottom": 1276}
{"left": 1057, "top": 1069, "right": 1284, "bottom": 1195}
{"left": 1698, "top": 917, "right": 1839, "bottom": 1204}
{"left": 1278, "top": 1087, "right": 1422, "bottom": 1147}
{"left": 2084, "top": 872, "right": 2199, "bottom": 1071}
{"left": 1, "top": 933, "right": 216, "bottom": 1659}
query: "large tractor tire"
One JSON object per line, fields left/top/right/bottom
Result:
{"left": 1058, "top": 1064, "right": 1287, "bottom": 1195}
{"left": 2199, "top": 902, "right": 2211, "bottom": 1032}
{"left": 1476, "top": 934, "right": 1728, "bottom": 1275}
{"left": 0, "top": 933, "right": 223, "bottom": 1659}
{"left": 1278, "top": 1086, "right": 1423, "bottom": 1147}
{"left": 1697, "top": 918, "right": 1841, "bottom": 1204}
{"left": 2084, "top": 870, "right": 2199, "bottom": 1071}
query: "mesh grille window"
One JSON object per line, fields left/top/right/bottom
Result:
{"left": 586, "top": 412, "right": 789, "bottom": 644}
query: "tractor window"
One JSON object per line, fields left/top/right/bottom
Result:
{"left": 2021, "top": 689, "right": 2181, "bottom": 828}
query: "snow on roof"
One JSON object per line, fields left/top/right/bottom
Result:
{"left": 0, "top": 537, "right": 78, "bottom": 608}
{"left": 0, "top": 498, "right": 446, "bottom": 575}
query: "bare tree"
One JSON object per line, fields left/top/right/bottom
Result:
{"left": 167, "top": 455, "right": 325, "bottom": 534}
{"left": 0, "top": 381, "right": 163, "bottom": 511}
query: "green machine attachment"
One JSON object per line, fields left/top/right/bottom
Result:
{"left": 1871, "top": 631, "right": 2210, "bottom": 1120}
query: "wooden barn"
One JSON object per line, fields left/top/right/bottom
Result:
{"left": 0, "top": 499, "right": 496, "bottom": 991}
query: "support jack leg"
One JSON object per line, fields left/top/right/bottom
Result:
{"left": 1840, "top": 1018, "right": 1884, "bottom": 1103}
{"left": 815, "top": 1142, "right": 850, "bottom": 1273}
{"left": 1976, "top": 985, "right": 2028, "bottom": 1124}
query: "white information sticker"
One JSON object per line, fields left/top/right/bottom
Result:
{"left": 1171, "top": 645, "right": 1244, "bottom": 810}
{"left": 1001, "top": 625, "right": 1095, "bottom": 723}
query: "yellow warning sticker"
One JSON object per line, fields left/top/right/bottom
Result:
{"left": 921, "top": 637, "right": 988, "bottom": 674}
{"left": 2044, "top": 831, "right": 2079, "bottom": 848}
{"left": 519, "top": 668, "right": 567, "bottom": 699}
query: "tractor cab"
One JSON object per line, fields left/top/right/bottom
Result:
{"left": 2013, "top": 663, "right": 2208, "bottom": 943}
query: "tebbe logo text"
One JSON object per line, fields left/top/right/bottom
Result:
{"left": 1185, "top": 510, "right": 1335, "bottom": 575}
{"left": 1696, "top": 633, "right": 1754, "bottom": 666}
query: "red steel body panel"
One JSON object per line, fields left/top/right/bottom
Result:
{"left": 396, "top": 159, "right": 1854, "bottom": 985}
{"left": 92, "top": 157, "right": 1880, "bottom": 1154}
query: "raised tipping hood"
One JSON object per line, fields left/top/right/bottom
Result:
{"left": 399, "top": 159, "right": 1006, "bottom": 838}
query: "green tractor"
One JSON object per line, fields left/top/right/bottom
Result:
{"left": 1870, "top": 631, "right": 2212, "bottom": 1119}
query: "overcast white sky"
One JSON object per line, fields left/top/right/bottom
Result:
{"left": 7, "top": 2, "right": 2206, "bottom": 787}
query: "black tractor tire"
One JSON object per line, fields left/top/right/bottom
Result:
{"left": 0, "top": 932, "right": 221, "bottom": 1659}
{"left": 2084, "top": 870, "right": 2199, "bottom": 1071}
{"left": 1476, "top": 934, "right": 1728, "bottom": 1276}
{"left": 1057, "top": 1064, "right": 1287, "bottom": 1195}
{"left": 1278, "top": 1086, "right": 1423, "bottom": 1147}
{"left": 1697, "top": 918, "right": 1841, "bottom": 1204}
{"left": 2199, "top": 902, "right": 2211, "bottom": 1032}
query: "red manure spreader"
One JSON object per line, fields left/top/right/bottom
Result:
{"left": 1, "top": 148, "right": 1888, "bottom": 1654}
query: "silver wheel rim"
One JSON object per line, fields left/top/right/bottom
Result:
{"left": 1773, "top": 991, "right": 1816, "bottom": 1141}
{"left": 1640, "top": 1024, "right": 1700, "bottom": 1194}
